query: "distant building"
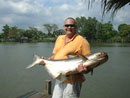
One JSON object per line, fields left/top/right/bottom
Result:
{"left": 21, "top": 37, "right": 28, "bottom": 43}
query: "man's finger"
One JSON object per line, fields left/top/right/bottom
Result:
{"left": 41, "top": 56, "right": 46, "bottom": 59}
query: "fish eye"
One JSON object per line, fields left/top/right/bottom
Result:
{"left": 98, "top": 54, "right": 100, "bottom": 56}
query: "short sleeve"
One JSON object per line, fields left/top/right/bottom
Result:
{"left": 52, "top": 36, "right": 60, "bottom": 55}
{"left": 81, "top": 39, "right": 91, "bottom": 56}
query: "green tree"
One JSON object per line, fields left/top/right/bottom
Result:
{"left": 75, "top": 16, "right": 98, "bottom": 40}
{"left": 24, "top": 26, "right": 42, "bottom": 41}
{"left": 43, "top": 24, "right": 52, "bottom": 35}
{"left": 118, "top": 24, "right": 130, "bottom": 39}
{"left": 54, "top": 29, "right": 64, "bottom": 37}
{"left": 52, "top": 24, "right": 58, "bottom": 33}
{"left": 75, "top": 16, "right": 87, "bottom": 35}
{"left": 2, "top": 24, "right": 10, "bottom": 38}
{"left": 100, "top": 21, "right": 117, "bottom": 40}
{"left": 8, "top": 26, "right": 18, "bottom": 39}
{"left": 95, "top": 22, "right": 102, "bottom": 40}
{"left": 85, "top": 17, "right": 98, "bottom": 40}
{"left": 43, "top": 24, "right": 59, "bottom": 37}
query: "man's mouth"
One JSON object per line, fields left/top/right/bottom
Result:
{"left": 66, "top": 29, "right": 72, "bottom": 32}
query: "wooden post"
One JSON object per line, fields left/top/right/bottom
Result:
{"left": 44, "top": 80, "right": 52, "bottom": 95}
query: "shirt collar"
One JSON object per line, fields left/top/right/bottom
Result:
{"left": 62, "top": 33, "right": 78, "bottom": 44}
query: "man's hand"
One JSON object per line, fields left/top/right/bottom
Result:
{"left": 76, "top": 64, "right": 87, "bottom": 73}
{"left": 39, "top": 55, "right": 55, "bottom": 66}
{"left": 39, "top": 57, "right": 45, "bottom": 66}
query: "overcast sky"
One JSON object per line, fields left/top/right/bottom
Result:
{"left": 0, "top": 0, "right": 130, "bottom": 32}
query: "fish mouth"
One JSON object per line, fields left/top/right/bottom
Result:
{"left": 102, "top": 52, "right": 108, "bottom": 60}
{"left": 98, "top": 52, "right": 108, "bottom": 64}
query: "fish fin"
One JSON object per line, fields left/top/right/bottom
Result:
{"left": 90, "top": 69, "right": 94, "bottom": 75}
{"left": 56, "top": 74, "right": 67, "bottom": 82}
{"left": 76, "top": 53, "right": 88, "bottom": 61}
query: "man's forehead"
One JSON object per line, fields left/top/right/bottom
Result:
{"left": 65, "top": 19, "right": 75, "bottom": 24}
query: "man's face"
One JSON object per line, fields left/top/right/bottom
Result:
{"left": 64, "top": 19, "right": 76, "bottom": 37}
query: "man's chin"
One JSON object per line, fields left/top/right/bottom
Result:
{"left": 66, "top": 31, "right": 72, "bottom": 35}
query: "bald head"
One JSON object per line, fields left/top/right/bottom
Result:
{"left": 64, "top": 17, "right": 76, "bottom": 25}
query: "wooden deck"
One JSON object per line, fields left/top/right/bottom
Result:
{"left": 28, "top": 92, "right": 52, "bottom": 98}
{"left": 17, "top": 80, "right": 52, "bottom": 98}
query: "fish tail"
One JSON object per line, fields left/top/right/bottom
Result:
{"left": 33, "top": 55, "right": 40, "bottom": 61}
{"left": 26, "top": 55, "right": 41, "bottom": 69}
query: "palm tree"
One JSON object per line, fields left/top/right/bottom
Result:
{"left": 88, "top": 0, "right": 130, "bottom": 17}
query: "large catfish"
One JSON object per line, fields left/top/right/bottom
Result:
{"left": 26, "top": 52, "right": 108, "bottom": 81}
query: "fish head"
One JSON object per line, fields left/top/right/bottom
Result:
{"left": 94, "top": 52, "right": 108, "bottom": 64}
{"left": 88, "top": 52, "right": 108, "bottom": 62}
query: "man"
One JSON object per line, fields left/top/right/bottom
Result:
{"left": 40, "top": 17, "right": 91, "bottom": 98}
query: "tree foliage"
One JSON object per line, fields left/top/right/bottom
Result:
{"left": 2, "top": 24, "right": 10, "bottom": 37}
{"left": 75, "top": 17, "right": 118, "bottom": 41}
{"left": 0, "top": 17, "right": 130, "bottom": 42}
{"left": 118, "top": 24, "right": 130, "bottom": 38}
{"left": 43, "top": 24, "right": 52, "bottom": 34}
{"left": 88, "top": 0, "right": 130, "bottom": 17}
{"left": 43, "top": 24, "right": 58, "bottom": 37}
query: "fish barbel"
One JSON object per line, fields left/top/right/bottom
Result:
{"left": 26, "top": 52, "right": 108, "bottom": 81}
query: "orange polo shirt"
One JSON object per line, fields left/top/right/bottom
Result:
{"left": 52, "top": 34, "right": 91, "bottom": 83}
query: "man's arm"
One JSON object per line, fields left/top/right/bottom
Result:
{"left": 76, "top": 38, "right": 91, "bottom": 73}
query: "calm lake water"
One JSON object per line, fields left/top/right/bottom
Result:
{"left": 0, "top": 42, "right": 130, "bottom": 98}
